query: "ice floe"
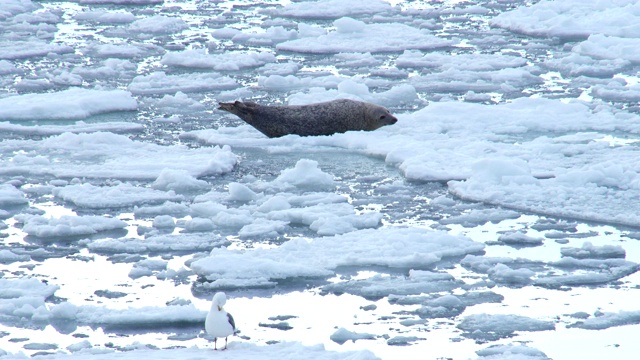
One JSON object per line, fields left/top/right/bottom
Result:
{"left": 190, "top": 227, "right": 484, "bottom": 289}
{"left": 0, "top": 133, "right": 237, "bottom": 180}
{"left": 262, "top": 0, "right": 394, "bottom": 19}
{"left": 0, "top": 89, "right": 137, "bottom": 121}
{"left": 491, "top": 0, "right": 640, "bottom": 39}
{"left": 128, "top": 71, "right": 238, "bottom": 95}
{"left": 17, "top": 214, "right": 127, "bottom": 238}
{"left": 160, "top": 50, "right": 276, "bottom": 71}
{"left": 277, "top": 17, "right": 454, "bottom": 53}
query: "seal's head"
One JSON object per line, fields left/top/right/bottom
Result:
{"left": 366, "top": 104, "right": 398, "bottom": 130}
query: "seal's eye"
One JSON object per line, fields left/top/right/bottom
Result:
{"left": 380, "top": 115, "right": 386, "bottom": 120}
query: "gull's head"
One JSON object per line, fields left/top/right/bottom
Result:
{"left": 212, "top": 292, "right": 227, "bottom": 311}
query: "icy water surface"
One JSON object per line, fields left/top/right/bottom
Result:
{"left": 2, "top": 0, "right": 640, "bottom": 359}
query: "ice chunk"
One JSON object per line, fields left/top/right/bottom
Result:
{"left": 277, "top": 18, "right": 453, "bottom": 53}
{"left": 0, "top": 41, "right": 73, "bottom": 59}
{"left": 487, "top": 263, "right": 535, "bottom": 286}
{"left": 491, "top": 0, "right": 640, "bottom": 39}
{"left": 457, "top": 313, "right": 555, "bottom": 340}
{"left": 475, "top": 344, "right": 550, "bottom": 359}
{"left": 271, "top": 159, "right": 335, "bottom": 190}
{"left": 191, "top": 227, "right": 484, "bottom": 287}
{"left": 397, "top": 50, "right": 527, "bottom": 71}
{"left": 227, "top": 182, "right": 260, "bottom": 202}
{"left": 151, "top": 169, "right": 210, "bottom": 193}
{"left": 323, "top": 271, "right": 462, "bottom": 299}
{"left": 75, "top": 10, "right": 136, "bottom": 23}
{"left": 53, "top": 183, "right": 184, "bottom": 208}
{"left": 498, "top": 232, "right": 544, "bottom": 246}
{"left": 18, "top": 214, "right": 127, "bottom": 238}
{"left": 263, "top": 0, "right": 393, "bottom": 19}
{"left": 330, "top": 328, "right": 376, "bottom": 344}
{"left": 88, "top": 233, "right": 228, "bottom": 254}
{"left": 0, "top": 184, "right": 28, "bottom": 206}
{"left": 128, "top": 15, "right": 187, "bottom": 34}
{"left": 161, "top": 49, "right": 276, "bottom": 70}
{"left": 569, "top": 310, "right": 640, "bottom": 330}
{"left": 239, "top": 219, "right": 289, "bottom": 238}
{"left": 1, "top": 133, "right": 237, "bottom": 180}
{"left": 0, "top": 88, "right": 137, "bottom": 121}
{"left": 573, "top": 34, "right": 640, "bottom": 63}
{"left": 560, "top": 241, "right": 626, "bottom": 259}
{"left": 128, "top": 71, "right": 238, "bottom": 95}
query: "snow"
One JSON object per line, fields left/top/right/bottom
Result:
{"left": 0, "top": 89, "right": 137, "bottom": 120}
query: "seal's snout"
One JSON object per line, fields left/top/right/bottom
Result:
{"left": 381, "top": 114, "right": 397, "bottom": 125}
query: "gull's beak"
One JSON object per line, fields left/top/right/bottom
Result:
{"left": 218, "top": 305, "right": 223, "bottom": 311}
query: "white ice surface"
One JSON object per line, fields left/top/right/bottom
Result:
{"left": 190, "top": 227, "right": 484, "bottom": 288}
{"left": 491, "top": 0, "right": 640, "bottom": 39}
{"left": 262, "top": 0, "right": 394, "bottom": 19}
{"left": 17, "top": 214, "right": 127, "bottom": 238}
{"left": 53, "top": 183, "right": 184, "bottom": 208}
{"left": 277, "top": 17, "right": 453, "bottom": 53}
{"left": 128, "top": 71, "right": 238, "bottom": 95}
{"left": 0, "top": 89, "right": 137, "bottom": 120}
{"left": 0, "top": 342, "right": 378, "bottom": 360}
{"left": 0, "top": 133, "right": 237, "bottom": 180}
{"left": 161, "top": 50, "right": 276, "bottom": 70}
{"left": 0, "top": 184, "right": 28, "bottom": 206}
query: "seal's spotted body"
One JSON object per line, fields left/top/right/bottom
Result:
{"left": 218, "top": 99, "right": 397, "bottom": 138}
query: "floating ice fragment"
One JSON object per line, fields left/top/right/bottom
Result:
{"left": 330, "top": 328, "right": 376, "bottom": 344}
{"left": 277, "top": 19, "right": 453, "bottom": 53}
{"left": 128, "top": 15, "right": 187, "bottom": 34}
{"left": 262, "top": 0, "right": 394, "bottom": 19}
{"left": 19, "top": 214, "right": 127, "bottom": 238}
{"left": 457, "top": 313, "right": 555, "bottom": 340}
{"left": 53, "top": 183, "right": 184, "bottom": 209}
{"left": 0, "top": 88, "right": 137, "bottom": 121}
{"left": 560, "top": 241, "right": 626, "bottom": 259}
{"left": 272, "top": 159, "right": 335, "bottom": 190}
{"left": 151, "top": 169, "right": 210, "bottom": 193}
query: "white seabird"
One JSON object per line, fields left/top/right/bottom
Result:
{"left": 205, "top": 292, "right": 236, "bottom": 350}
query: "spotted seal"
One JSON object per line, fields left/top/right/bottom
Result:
{"left": 218, "top": 99, "right": 397, "bottom": 138}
